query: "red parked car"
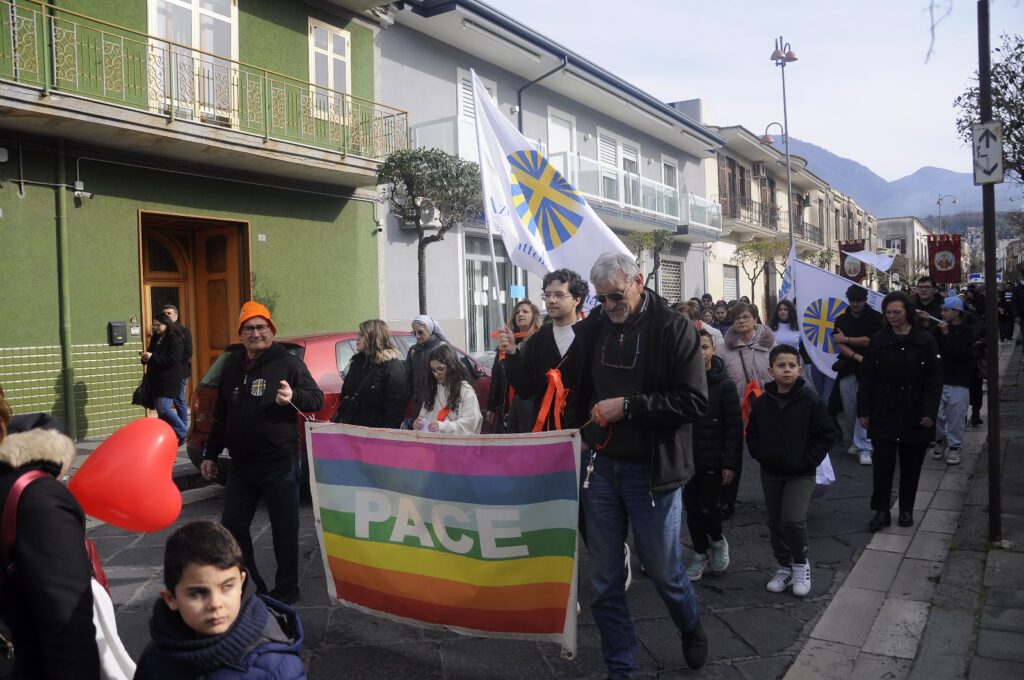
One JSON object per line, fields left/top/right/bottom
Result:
{"left": 186, "top": 331, "right": 493, "bottom": 477}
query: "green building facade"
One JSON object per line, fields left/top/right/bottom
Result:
{"left": 0, "top": 0, "right": 405, "bottom": 438}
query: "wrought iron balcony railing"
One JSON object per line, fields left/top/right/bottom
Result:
{"left": 721, "top": 194, "right": 780, "bottom": 231}
{"left": 0, "top": 0, "right": 408, "bottom": 161}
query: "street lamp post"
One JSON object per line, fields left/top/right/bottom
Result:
{"left": 936, "top": 194, "right": 959, "bottom": 234}
{"left": 759, "top": 121, "right": 791, "bottom": 236}
{"left": 771, "top": 36, "right": 798, "bottom": 250}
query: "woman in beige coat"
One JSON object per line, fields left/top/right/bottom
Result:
{"left": 716, "top": 302, "right": 776, "bottom": 517}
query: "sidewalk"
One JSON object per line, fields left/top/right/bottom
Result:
{"left": 785, "top": 342, "right": 1024, "bottom": 680}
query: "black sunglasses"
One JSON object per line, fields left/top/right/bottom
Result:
{"left": 595, "top": 289, "right": 627, "bottom": 305}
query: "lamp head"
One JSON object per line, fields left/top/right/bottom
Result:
{"left": 770, "top": 48, "right": 785, "bottom": 61}
{"left": 760, "top": 134, "right": 774, "bottom": 145}
{"left": 784, "top": 50, "right": 798, "bottom": 62}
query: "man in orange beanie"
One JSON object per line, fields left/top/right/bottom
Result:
{"left": 201, "top": 301, "right": 322, "bottom": 604}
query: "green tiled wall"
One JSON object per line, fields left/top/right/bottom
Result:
{"left": 0, "top": 342, "right": 146, "bottom": 439}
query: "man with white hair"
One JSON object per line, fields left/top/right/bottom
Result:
{"left": 568, "top": 251, "right": 710, "bottom": 676}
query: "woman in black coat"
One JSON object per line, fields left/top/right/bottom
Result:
{"left": 141, "top": 312, "right": 187, "bottom": 443}
{"left": 857, "top": 291, "right": 943, "bottom": 531}
{"left": 334, "top": 319, "right": 406, "bottom": 428}
{"left": 0, "top": 385, "right": 100, "bottom": 679}
{"left": 406, "top": 315, "right": 447, "bottom": 424}
{"left": 485, "top": 300, "right": 541, "bottom": 433}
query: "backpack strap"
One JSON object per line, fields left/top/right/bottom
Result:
{"left": 1, "top": 469, "right": 50, "bottom": 578}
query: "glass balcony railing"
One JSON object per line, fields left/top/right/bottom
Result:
{"left": 547, "top": 151, "right": 721, "bottom": 231}
{"left": 0, "top": 0, "right": 408, "bottom": 161}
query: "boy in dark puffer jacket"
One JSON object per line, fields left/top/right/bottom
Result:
{"left": 685, "top": 330, "right": 742, "bottom": 580}
{"left": 747, "top": 345, "right": 836, "bottom": 598}
{"left": 135, "top": 521, "right": 306, "bottom": 679}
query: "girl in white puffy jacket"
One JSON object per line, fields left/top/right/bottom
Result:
{"left": 413, "top": 344, "right": 482, "bottom": 435}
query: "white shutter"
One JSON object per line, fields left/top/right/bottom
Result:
{"left": 723, "top": 265, "right": 739, "bottom": 301}
{"left": 660, "top": 260, "right": 682, "bottom": 303}
{"left": 598, "top": 134, "right": 617, "bottom": 166}
{"left": 621, "top": 143, "right": 638, "bottom": 171}
{"left": 458, "top": 73, "right": 476, "bottom": 121}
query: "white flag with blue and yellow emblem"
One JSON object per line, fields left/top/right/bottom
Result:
{"left": 792, "top": 258, "right": 884, "bottom": 379}
{"left": 470, "top": 70, "right": 631, "bottom": 280}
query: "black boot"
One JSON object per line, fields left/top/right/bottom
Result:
{"left": 970, "top": 411, "right": 983, "bottom": 427}
{"left": 898, "top": 511, "right": 914, "bottom": 527}
{"left": 868, "top": 511, "right": 891, "bottom": 532}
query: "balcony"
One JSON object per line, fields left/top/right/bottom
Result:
{"left": 790, "top": 214, "right": 824, "bottom": 244}
{"left": 721, "top": 195, "right": 780, "bottom": 233}
{"left": 0, "top": 0, "right": 408, "bottom": 184}
{"left": 550, "top": 151, "right": 722, "bottom": 234}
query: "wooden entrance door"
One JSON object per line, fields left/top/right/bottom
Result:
{"left": 194, "top": 226, "right": 244, "bottom": 377}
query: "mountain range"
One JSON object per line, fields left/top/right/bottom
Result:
{"left": 775, "top": 137, "right": 1021, "bottom": 220}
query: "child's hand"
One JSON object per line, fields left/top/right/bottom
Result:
{"left": 428, "top": 421, "right": 440, "bottom": 432}
{"left": 413, "top": 417, "right": 425, "bottom": 430}
{"left": 722, "top": 469, "right": 735, "bottom": 485}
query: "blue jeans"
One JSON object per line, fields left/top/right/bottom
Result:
{"left": 807, "top": 364, "right": 835, "bottom": 407}
{"left": 154, "top": 396, "right": 188, "bottom": 440}
{"left": 220, "top": 461, "right": 301, "bottom": 594}
{"left": 839, "top": 374, "right": 872, "bottom": 454}
{"left": 174, "top": 377, "right": 189, "bottom": 427}
{"left": 583, "top": 455, "right": 701, "bottom": 679}
{"left": 936, "top": 384, "right": 969, "bottom": 448}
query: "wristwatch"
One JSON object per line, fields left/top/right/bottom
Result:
{"left": 623, "top": 396, "right": 632, "bottom": 420}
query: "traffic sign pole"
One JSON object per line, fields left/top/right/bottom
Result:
{"left": 978, "top": 0, "right": 1001, "bottom": 544}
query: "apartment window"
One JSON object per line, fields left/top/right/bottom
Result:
{"left": 149, "top": 0, "right": 238, "bottom": 120}
{"left": 309, "top": 19, "right": 350, "bottom": 109}
{"left": 596, "top": 128, "right": 641, "bottom": 207}
{"left": 662, "top": 157, "right": 679, "bottom": 218}
{"left": 456, "top": 68, "right": 496, "bottom": 161}
{"left": 723, "top": 264, "right": 739, "bottom": 301}
{"left": 547, "top": 107, "right": 576, "bottom": 184}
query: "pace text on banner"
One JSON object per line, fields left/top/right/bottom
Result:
{"left": 306, "top": 423, "right": 581, "bottom": 658}
{"left": 789, "top": 257, "right": 884, "bottom": 380}
{"left": 471, "top": 70, "right": 631, "bottom": 282}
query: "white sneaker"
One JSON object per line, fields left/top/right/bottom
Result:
{"left": 847, "top": 444, "right": 858, "bottom": 455}
{"left": 858, "top": 452, "right": 873, "bottom": 466}
{"left": 766, "top": 567, "right": 792, "bottom": 593}
{"left": 928, "top": 442, "right": 944, "bottom": 459}
{"left": 946, "top": 447, "right": 961, "bottom": 465}
{"left": 791, "top": 561, "right": 811, "bottom": 597}
{"left": 710, "top": 537, "right": 730, "bottom": 572}
{"left": 686, "top": 554, "right": 709, "bottom": 581}
{"left": 624, "top": 543, "right": 633, "bottom": 590}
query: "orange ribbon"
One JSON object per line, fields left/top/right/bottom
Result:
{"left": 437, "top": 407, "right": 449, "bottom": 422}
{"left": 532, "top": 368, "right": 570, "bottom": 432}
{"left": 740, "top": 380, "right": 763, "bottom": 435}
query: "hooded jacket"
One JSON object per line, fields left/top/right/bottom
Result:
{"left": 717, "top": 324, "right": 776, "bottom": 399}
{"left": 857, "top": 325, "right": 943, "bottom": 444}
{"left": 933, "top": 321, "right": 973, "bottom": 387}
{"left": 204, "top": 343, "right": 323, "bottom": 472}
{"left": 692, "top": 355, "right": 743, "bottom": 472}
{"left": 0, "top": 429, "right": 99, "bottom": 680}
{"left": 746, "top": 378, "right": 837, "bottom": 476}
{"left": 134, "top": 577, "right": 305, "bottom": 679}
{"left": 568, "top": 289, "right": 708, "bottom": 492}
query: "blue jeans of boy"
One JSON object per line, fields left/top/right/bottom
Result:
{"left": 154, "top": 396, "right": 188, "bottom": 440}
{"left": 840, "top": 375, "right": 873, "bottom": 454}
{"left": 173, "top": 377, "right": 189, "bottom": 427}
{"left": 583, "top": 455, "right": 701, "bottom": 679}
{"left": 936, "top": 384, "right": 969, "bottom": 448}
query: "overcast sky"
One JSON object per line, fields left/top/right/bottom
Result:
{"left": 484, "top": 0, "right": 1023, "bottom": 182}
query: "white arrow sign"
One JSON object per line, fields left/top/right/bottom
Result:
{"left": 972, "top": 121, "right": 1004, "bottom": 185}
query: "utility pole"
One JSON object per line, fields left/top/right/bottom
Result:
{"left": 977, "top": 0, "right": 1001, "bottom": 543}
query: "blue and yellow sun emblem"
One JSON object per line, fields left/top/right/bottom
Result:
{"left": 508, "top": 150, "right": 585, "bottom": 251}
{"left": 802, "top": 298, "right": 848, "bottom": 354}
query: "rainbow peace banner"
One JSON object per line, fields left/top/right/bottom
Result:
{"left": 306, "top": 423, "right": 581, "bottom": 658}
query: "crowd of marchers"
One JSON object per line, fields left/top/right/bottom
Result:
{"left": 0, "top": 264, "right": 1008, "bottom": 679}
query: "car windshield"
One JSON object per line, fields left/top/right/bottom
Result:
{"left": 199, "top": 344, "right": 305, "bottom": 387}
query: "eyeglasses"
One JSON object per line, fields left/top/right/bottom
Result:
{"left": 734, "top": 314, "right": 754, "bottom": 322}
{"left": 541, "top": 291, "right": 571, "bottom": 300}
{"left": 595, "top": 289, "right": 628, "bottom": 305}
{"left": 430, "top": 365, "right": 447, "bottom": 375}
{"left": 241, "top": 323, "right": 271, "bottom": 335}
{"left": 601, "top": 331, "right": 639, "bottom": 370}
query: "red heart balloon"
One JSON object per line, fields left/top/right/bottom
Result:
{"left": 69, "top": 418, "right": 182, "bottom": 532}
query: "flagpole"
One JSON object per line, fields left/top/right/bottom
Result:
{"left": 470, "top": 69, "right": 508, "bottom": 337}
